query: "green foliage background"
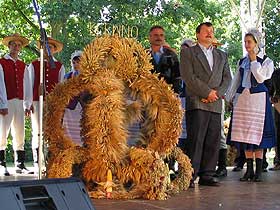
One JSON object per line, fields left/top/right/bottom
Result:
{"left": 0, "top": 0, "right": 279, "bottom": 162}
{"left": 0, "top": 0, "right": 246, "bottom": 68}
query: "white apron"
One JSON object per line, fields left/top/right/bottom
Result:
{"left": 231, "top": 89, "right": 266, "bottom": 146}
{"left": 63, "top": 103, "right": 83, "bottom": 146}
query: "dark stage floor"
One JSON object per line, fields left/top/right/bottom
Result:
{"left": 1, "top": 166, "right": 280, "bottom": 210}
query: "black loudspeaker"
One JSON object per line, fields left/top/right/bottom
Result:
{"left": 0, "top": 177, "right": 95, "bottom": 210}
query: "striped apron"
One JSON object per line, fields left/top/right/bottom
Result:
{"left": 63, "top": 103, "right": 83, "bottom": 146}
{"left": 231, "top": 88, "right": 266, "bottom": 146}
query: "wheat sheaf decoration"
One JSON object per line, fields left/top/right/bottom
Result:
{"left": 44, "top": 35, "right": 193, "bottom": 200}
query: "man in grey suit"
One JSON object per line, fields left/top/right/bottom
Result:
{"left": 180, "top": 22, "right": 231, "bottom": 187}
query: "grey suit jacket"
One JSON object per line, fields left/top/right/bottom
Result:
{"left": 180, "top": 44, "right": 232, "bottom": 113}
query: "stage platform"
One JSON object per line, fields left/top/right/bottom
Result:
{"left": 94, "top": 167, "right": 280, "bottom": 210}
{"left": 1, "top": 166, "right": 280, "bottom": 210}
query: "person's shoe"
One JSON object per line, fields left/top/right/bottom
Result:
{"left": 15, "top": 162, "right": 34, "bottom": 174}
{"left": 214, "top": 167, "right": 227, "bottom": 177}
{"left": 262, "top": 168, "right": 268, "bottom": 172}
{"left": 0, "top": 152, "right": 9, "bottom": 176}
{"left": 0, "top": 165, "right": 10, "bottom": 176}
{"left": 253, "top": 158, "right": 263, "bottom": 182}
{"left": 262, "top": 158, "right": 268, "bottom": 172}
{"left": 240, "top": 159, "right": 254, "bottom": 182}
{"left": 253, "top": 173, "right": 262, "bottom": 182}
{"left": 232, "top": 166, "right": 243, "bottom": 172}
{"left": 269, "top": 164, "right": 280, "bottom": 171}
{"left": 198, "top": 176, "right": 219, "bottom": 186}
{"left": 189, "top": 179, "right": 195, "bottom": 188}
{"left": 240, "top": 171, "right": 254, "bottom": 181}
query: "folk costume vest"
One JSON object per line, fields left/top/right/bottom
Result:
{"left": 0, "top": 58, "right": 26, "bottom": 100}
{"left": 237, "top": 55, "right": 268, "bottom": 94}
{"left": 32, "top": 60, "right": 62, "bottom": 101}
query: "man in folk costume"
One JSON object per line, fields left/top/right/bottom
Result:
{"left": 226, "top": 29, "right": 276, "bottom": 182}
{"left": 0, "top": 33, "right": 31, "bottom": 176}
{"left": 25, "top": 37, "right": 65, "bottom": 173}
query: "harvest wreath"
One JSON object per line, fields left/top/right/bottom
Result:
{"left": 44, "top": 36, "right": 193, "bottom": 200}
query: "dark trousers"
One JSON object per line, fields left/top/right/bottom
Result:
{"left": 185, "top": 110, "right": 221, "bottom": 179}
{"left": 275, "top": 110, "right": 280, "bottom": 164}
{"left": 234, "top": 149, "right": 246, "bottom": 167}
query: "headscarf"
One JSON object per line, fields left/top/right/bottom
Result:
{"left": 70, "top": 50, "right": 83, "bottom": 70}
{"left": 246, "top": 28, "right": 264, "bottom": 51}
{"left": 71, "top": 50, "right": 83, "bottom": 61}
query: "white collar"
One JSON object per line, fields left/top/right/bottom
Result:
{"left": 4, "top": 54, "right": 19, "bottom": 62}
{"left": 198, "top": 43, "right": 213, "bottom": 52}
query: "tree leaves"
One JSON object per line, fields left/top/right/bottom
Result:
{"left": 0, "top": 0, "right": 278, "bottom": 69}
{"left": 263, "top": 0, "right": 280, "bottom": 68}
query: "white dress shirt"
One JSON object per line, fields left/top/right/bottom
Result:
{"left": 198, "top": 43, "right": 214, "bottom": 71}
{"left": 0, "top": 63, "right": 8, "bottom": 109}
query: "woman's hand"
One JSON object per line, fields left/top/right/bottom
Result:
{"left": 248, "top": 49, "right": 257, "bottom": 62}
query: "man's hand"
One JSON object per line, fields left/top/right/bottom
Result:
{"left": 201, "top": 98, "right": 209, "bottom": 103}
{"left": 206, "top": 90, "right": 219, "bottom": 103}
{"left": 25, "top": 109, "right": 31, "bottom": 117}
{"left": 0, "top": 108, "right": 8, "bottom": 116}
{"left": 25, "top": 105, "right": 34, "bottom": 117}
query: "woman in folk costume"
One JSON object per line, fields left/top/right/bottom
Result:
{"left": 226, "top": 29, "right": 276, "bottom": 182}
{"left": 24, "top": 37, "right": 65, "bottom": 173}
{"left": 62, "top": 50, "right": 83, "bottom": 146}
